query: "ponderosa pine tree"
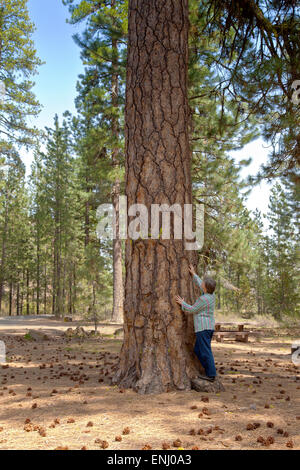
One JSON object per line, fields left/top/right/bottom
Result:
{"left": 63, "top": 0, "right": 127, "bottom": 323}
{"left": 0, "top": 150, "right": 28, "bottom": 314}
{"left": 37, "top": 116, "right": 77, "bottom": 318}
{"left": 29, "top": 150, "right": 52, "bottom": 316}
{"left": 6, "top": 178, "right": 30, "bottom": 316}
{"left": 66, "top": 109, "right": 114, "bottom": 319}
{"left": 265, "top": 183, "right": 299, "bottom": 318}
{"left": 187, "top": 1, "right": 258, "bottom": 308}
{"left": 0, "top": 0, "right": 297, "bottom": 325}
{"left": 111, "top": 0, "right": 224, "bottom": 394}
{"left": 0, "top": 0, "right": 42, "bottom": 151}
{"left": 201, "top": 0, "right": 300, "bottom": 180}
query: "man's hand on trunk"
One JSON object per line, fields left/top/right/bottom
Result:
{"left": 189, "top": 264, "right": 196, "bottom": 276}
{"left": 175, "top": 295, "right": 184, "bottom": 306}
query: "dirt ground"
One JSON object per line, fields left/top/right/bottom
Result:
{"left": 0, "top": 318, "right": 299, "bottom": 450}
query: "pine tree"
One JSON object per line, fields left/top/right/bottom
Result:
{"left": 202, "top": 0, "right": 300, "bottom": 179}
{"left": 63, "top": 0, "right": 127, "bottom": 322}
{"left": 0, "top": 0, "right": 42, "bottom": 150}
{"left": 0, "top": 149, "right": 28, "bottom": 314}
{"left": 265, "top": 183, "right": 299, "bottom": 318}
{"left": 36, "top": 115, "right": 78, "bottom": 317}
{"left": 187, "top": 2, "right": 258, "bottom": 311}
{"left": 110, "top": 0, "right": 222, "bottom": 394}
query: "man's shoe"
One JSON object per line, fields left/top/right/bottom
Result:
{"left": 198, "top": 375, "right": 215, "bottom": 383}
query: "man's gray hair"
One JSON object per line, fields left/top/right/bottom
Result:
{"left": 204, "top": 277, "right": 216, "bottom": 294}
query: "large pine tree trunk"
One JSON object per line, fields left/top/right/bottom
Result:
{"left": 113, "top": 0, "right": 222, "bottom": 394}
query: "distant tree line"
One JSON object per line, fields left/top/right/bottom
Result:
{"left": 0, "top": 0, "right": 298, "bottom": 320}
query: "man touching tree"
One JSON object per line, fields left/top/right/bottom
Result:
{"left": 176, "top": 265, "right": 217, "bottom": 382}
{"left": 113, "top": 0, "right": 223, "bottom": 394}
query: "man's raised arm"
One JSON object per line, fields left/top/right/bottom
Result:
{"left": 189, "top": 264, "right": 204, "bottom": 293}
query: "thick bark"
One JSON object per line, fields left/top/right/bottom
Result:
{"left": 113, "top": 0, "right": 222, "bottom": 394}
{"left": 111, "top": 2, "right": 124, "bottom": 324}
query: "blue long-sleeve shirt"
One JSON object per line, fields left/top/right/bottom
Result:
{"left": 181, "top": 274, "right": 215, "bottom": 332}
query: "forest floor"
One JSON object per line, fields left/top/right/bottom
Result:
{"left": 0, "top": 318, "right": 299, "bottom": 450}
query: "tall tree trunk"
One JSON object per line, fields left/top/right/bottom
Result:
{"left": 44, "top": 261, "right": 47, "bottom": 314}
{"left": 20, "top": 291, "right": 23, "bottom": 315}
{"left": 26, "top": 268, "right": 30, "bottom": 315}
{"left": 53, "top": 210, "right": 62, "bottom": 317}
{"left": 112, "top": 183, "right": 124, "bottom": 323}
{"left": 256, "top": 261, "right": 262, "bottom": 315}
{"left": 111, "top": 0, "right": 124, "bottom": 323}
{"left": 52, "top": 241, "right": 56, "bottom": 316}
{"left": 20, "top": 269, "right": 25, "bottom": 315}
{"left": 92, "top": 280, "right": 97, "bottom": 332}
{"left": 0, "top": 192, "right": 8, "bottom": 312}
{"left": 72, "top": 264, "right": 76, "bottom": 315}
{"left": 217, "top": 278, "right": 221, "bottom": 310}
{"left": 16, "top": 282, "right": 20, "bottom": 315}
{"left": 236, "top": 271, "right": 240, "bottom": 312}
{"left": 62, "top": 258, "right": 66, "bottom": 318}
{"left": 36, "top": 229, "right": 40, "bottom": 315}
{"left": 113, "top": 0, "right": 221, "bottom": 394}
{"left": 84, "top": 175, "right": 90, "bottom": 247}
{"left": 9, "top": 281, "right": 12, "bottom": 316}
{"left": 55, "top": 243, "right": 62, "bottom": 317}
{"left": 68, "top": 267, "right": 72, "bottom": 316}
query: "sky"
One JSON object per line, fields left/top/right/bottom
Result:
{"left": 230, "top": 140, "right": 272, "bottom": 217}
{"left": 28, "top": 0, "right": 84, "bottom": 126}
{"left": 22, "top": 0, "right": 272, "bottom": 219}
